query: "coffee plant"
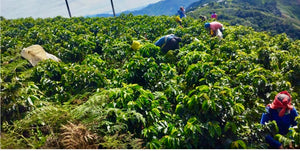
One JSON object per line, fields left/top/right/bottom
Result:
{"left": 0, "top": 14, "right": 299, "bottom": 149}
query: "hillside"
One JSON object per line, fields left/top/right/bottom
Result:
{"left": 186, "top": 0, "right": 300, "bottom": 39}
{"left": 1, "top": 15, "right": 300, "bottom": 149}
{"left": 124, "top": 0, "right": 199, "bottom": 16}
{"left": 91, "top": 0, "right": 199, "bottom": 17}
{"left": 267, "top": 0, "right": 300, "bottom": 20}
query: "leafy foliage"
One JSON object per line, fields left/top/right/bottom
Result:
{"left": 60, "top": 122, "right": 98, "bottom": 149}
{"left": 1, "top": 14, "right": 299, "bottom": 149}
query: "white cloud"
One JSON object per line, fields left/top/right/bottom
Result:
{"left": 1, "top": 0, "right": 162, "bottom": 19}
{"left": 1, "top": 0, "right": 67, "bottom": 18}
{"left": 68, "top": 0, "right": 111, "bottom": 16}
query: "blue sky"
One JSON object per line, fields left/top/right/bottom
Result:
{"left": 1, "top": 0, "right": 162, "bottom": 19}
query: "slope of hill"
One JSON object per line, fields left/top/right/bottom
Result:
{"left": 90, "top": 0, "right": 199, "bottom": 17}
{"left": 186, "top": 0, "right": 300, "bottom": 39}
{"left": 124, "top": 0, "right": 199, "bottom": 16}
{"left": 276, "top": 0, "right": 300, "bottom": 29}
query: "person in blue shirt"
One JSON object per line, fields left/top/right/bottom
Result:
{"left": 177, "top": 7, "right": 186, "bottom": 19}
{"left": 155, "top": 34, "right": 181, "bottom": 53}
{"left": 260, "top": 91, "right": 298, "bottom": 149}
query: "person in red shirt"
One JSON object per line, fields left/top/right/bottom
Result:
{"left": 204, "top": 21, "right": 224, "bottom": 37}
{"left": 211, "top": 12, "right": 217, "bottom": 20}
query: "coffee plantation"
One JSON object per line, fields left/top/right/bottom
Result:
{"left": 0, "top": 14, "right": 299, "bottom": 149}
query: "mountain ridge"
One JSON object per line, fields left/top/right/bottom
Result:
{"left": 123, "top": 0, "right": 199, "bottom": 16}
{"left": 89, "top": 0, "right": 199, "bottom": 17}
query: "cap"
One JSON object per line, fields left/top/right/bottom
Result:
{"left": 204, "top": 23, "right": 210, "bottom": 28}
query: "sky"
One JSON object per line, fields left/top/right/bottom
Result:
{"left": 1, "top": 0, "right": 162, "bottom": 19}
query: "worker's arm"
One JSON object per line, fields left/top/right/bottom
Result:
{"left": 260, "top": 112, "right": 282, "bottom": 149}
{"left": 291, "top": 108, "right": 298, "bottom": 126}
{"left": 265, "top": 135, "right": 282, "bottom": 148}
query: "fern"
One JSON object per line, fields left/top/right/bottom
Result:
{"left": 60, "top": 122, "right": 99, "bottom": 149}
{"left": 100, "top": 131, "right": 144, "bottom": 149}
{"left": 22, "top": 105, "right": 72, "bottom": 134}
{"left": 1, "top": 121, "right": 49, "bottom": 149}
{"left": 1, "top": 104, "right": 75, "bottom": 149}
{"left": 41, "top": 135, "right": 61, "bottom": 149}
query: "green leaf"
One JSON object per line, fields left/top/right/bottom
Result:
{"left": 231, "top": 140, "right": 246, "bottom": 149}
{"left": 214, "top": 123, "right": 221, "bottom": 137}
{"left": 175, "top": 104, "right": 184, "bottom": 114}
{"left": 27, "top": 97, "right": 34, "bottom": 106}
{"left": 151, "top": 108, "right": 161, "bottom": 117}
{"left": 148, "top": 139, "right": 160, "bottom": 149}
{"left": 208, "top": 124, "right": 215, "bottom": 137}
{"left": 233, "top": 103, "right": 245, "bottom": 114}
{"left": 202, "top": 100, "right": 209, "bottom": 112}
{"left": 225, "top": 122, "right": 230, "bottom": 132}
{"left": 197, "top": 85, "right": 209, "bottom": 93}
{"left": 275, "top": 134, "right": 292, "bottom": 147}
